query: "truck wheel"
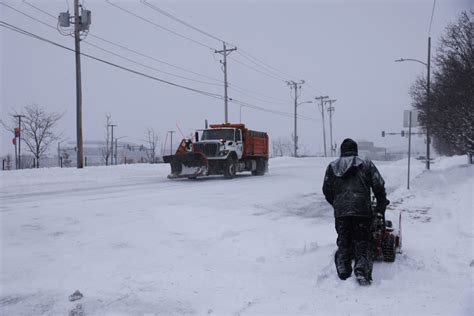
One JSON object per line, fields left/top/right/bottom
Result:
{"left": 382, "top": 234, "right": 396, "bottom": 262}
{"left": 224, "top": 156, "right": 237, "bottom": 179}
{"left": 252, "top": 158, "right": 266, "bottom": 176}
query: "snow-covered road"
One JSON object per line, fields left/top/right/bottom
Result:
{"left": 1, "top": 156, "right": 472, "bottom": 315}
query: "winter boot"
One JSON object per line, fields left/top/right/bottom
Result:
{"left": 335, "top": 255, "right": 352, "bottom": 280}
{"left": 355, "top": 271, "right": 371, "bottom": 286}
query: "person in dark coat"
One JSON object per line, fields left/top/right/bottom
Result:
{"left": 322, "top": 138, "right": 387, "bottom": 285}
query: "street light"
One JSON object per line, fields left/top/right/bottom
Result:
{"left": 395, "top": 36, "right": 432, "bottom": 170}
{"left": 294, "top": 100, "right": 313, "bottom": 157}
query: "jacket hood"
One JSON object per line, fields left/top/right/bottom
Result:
{"left": 330, "top": 156, "right": 364, "bottom": 177}
{"left": 340, "top": 138, "right": 358, "bottom": 156}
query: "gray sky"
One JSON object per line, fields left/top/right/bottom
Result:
{"left": 1, "top": 0, "right": 471, "bottom": 157}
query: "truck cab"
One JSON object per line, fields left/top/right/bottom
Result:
{"left": 197, "top": 128, "right": 244, "bottom": 160}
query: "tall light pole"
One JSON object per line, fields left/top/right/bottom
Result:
{"left": 395, "top": 36, "right": 431, "bottom": 170}
{"left": 287, "top": 80, "right": 305, "bottom": 157}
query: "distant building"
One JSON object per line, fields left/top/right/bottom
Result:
{"left": 357, "top": 140, "right": 388, "bottom": 161}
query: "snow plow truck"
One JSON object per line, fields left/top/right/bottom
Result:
{"left": 163, "top": 123, "right": 269, "bottom": 179}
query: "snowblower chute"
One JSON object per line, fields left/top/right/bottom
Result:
{"left": 163, "top": 139, "right": 208, "bottom": 179}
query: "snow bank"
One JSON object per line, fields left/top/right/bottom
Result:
{"left": 1, "top": 156, "right": 472, "bottom": 315}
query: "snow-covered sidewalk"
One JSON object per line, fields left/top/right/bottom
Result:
{"left": 0, "top": 156, "right": 472, "bottom": 315}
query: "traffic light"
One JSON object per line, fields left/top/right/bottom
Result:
{"left": 401, "top": 130, "right": 405, "bottom": 137}
{"left": 381, "top": 131, "right": 385, "bottom": 137}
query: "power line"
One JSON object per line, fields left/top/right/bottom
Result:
{"left": 230, "top": 98, "right": 318, "bottom": 122}
{"left": 105, "top": 0, "right": 215, "bottom": 51}
{"left": 23, "top": 0, "right": 57, "bottom": 19}
{"left": 23, "top": 0, "right": 224, "bottom": 84}
{"left": 141, "top": 0, "right": 226, "bottom": 44}
{"left": 83, "top": 40, "right": 222, "bottom": 86}
{"left": 428, "top": 0, "right": 437, "bottom": 36}
{"left": 140, "top": 0, "right": 302, "bottom": 82}
{"left": 236, "top": 49, "right": 300, "bottom": 82}
{"left": 2, "top": 2, "right": 222, "bottom": 87}
{"left": 234, "top": 50, "right": 289, "bottom": 82}
{"left": 0, "top": 20, "right": 224, "bottom": 99}
{"left": 229, "top": 56, "right": 287, "bottom": 82}
{"left": 1, "top": 20, "right": 312, "bottom": 122}
{"left": 228, "top": 86, "right": 288, "bottom": 105}
{"left": 23, "top": 0, "right": 287, "bottom": 102}
{"left": 116, "top": 1, "right": 330, "bottom": 104}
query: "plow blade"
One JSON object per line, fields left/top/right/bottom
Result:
{"left": 163, "top": 153, "right": 208, "bottom": 179}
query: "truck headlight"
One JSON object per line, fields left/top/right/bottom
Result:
{"left": 219, "top": 150, "right": 229, "bottom": 156}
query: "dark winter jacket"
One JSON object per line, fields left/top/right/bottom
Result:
{"left": 322, "top": 155, "right": 387, "bottom": 218}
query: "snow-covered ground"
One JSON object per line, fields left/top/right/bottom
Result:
{"left": 1, "top": 156, "right": 472, "bottom": 315}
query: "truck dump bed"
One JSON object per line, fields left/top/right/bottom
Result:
{"left": 244, "top": 130, "right": 269, "bottom": 158}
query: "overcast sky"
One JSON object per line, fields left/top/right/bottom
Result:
{"left": 1, "top": 0, "right": 471, "bottom": 157}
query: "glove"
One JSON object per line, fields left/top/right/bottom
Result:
{"left": 376, "top": 199, "right": 390, "bottom": 215}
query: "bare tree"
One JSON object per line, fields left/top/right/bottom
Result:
{"left": 5, "top": 154, "right": 12, "bottom": 170}
{"left": 101, "top": 114, "right": 112, "bottom": 165}
{"left": 144, "top": 128, "right": 160, "bottom": 163}
{"left": 61, "top": 149, "right": 72, "bottom": 167}
{"left": 2, "top": 104, "right": 63, "bottom": 168}
{"left": 410, "top": 10, "right": 473, "bottom": 156}
{"left": 272, "top": 137, "right": 293, "bottom": 157}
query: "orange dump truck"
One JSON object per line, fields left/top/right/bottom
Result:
{"left": 163, "top": 123, "right": 269, "bottom": 179}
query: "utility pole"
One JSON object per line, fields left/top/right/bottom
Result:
{"left": 58, "top": 142, "right": 61, "bottom": 167}
{"left": 115, "top": 138, "right": 118, "bottom": 165}
{"left": 315, "top": 96, "right": 329, "bottom": 157}
{"left": 73, "top": 0, "right": 84, "bottom": 168}
{"left": 215, "top": 42, "right": 237, "bottom": 123}
{"left": 325, "top": 99, "right": 337, "bottom": 157}
{"left": 407, "top": 111, "right": 412, "bottom": 190}
{"left": 287, "top": 80, "right": 305, "bottom": 157}
{"left": 168, "top": 131, "right": 175, "bottom": 155}
{"left": 13, "top": 114, "right": 25, "bottom": 169}
{"left": 59, "top": 1, "right": 91, "bottom": 168}
{"left": 108, "top": 124, "right": 116, "bottom": 166}
{"left": 426, "top": 36, "right": 431, "bottom": 170}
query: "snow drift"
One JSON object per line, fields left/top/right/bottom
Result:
{"left": 0, "top": 156, "right": 472, "bottom": 315}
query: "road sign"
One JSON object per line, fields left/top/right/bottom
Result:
{"left": 403, "top": 110, "right": 420, "bottom": 127}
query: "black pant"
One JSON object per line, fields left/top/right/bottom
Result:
{"left": 335, "top": 216, "right": 373, "bottom": 279}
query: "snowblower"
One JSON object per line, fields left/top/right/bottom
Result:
{"left": 372, "top": 199, "right": 402, "bottom": 262}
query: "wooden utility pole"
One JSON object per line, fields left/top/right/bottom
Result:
{"left": 315, "top": 96, "right": 329, "bottom": 156}
{"left": 215, "top": 42, "right": 237, "bottom": 123}
{"left": 325, "top": 99, "right": 337, "bottom": 157}
{"left": 287, "top": 80, "right": 305, "bottom": 157}
{"left": 13, "top": 114, "right": 25, "bottom": 169}
{"left": 74, "top": 0, "right": 84, "bottom": 168}
{"left": 108, "top": 124, "right": 116, "bottom": 165}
